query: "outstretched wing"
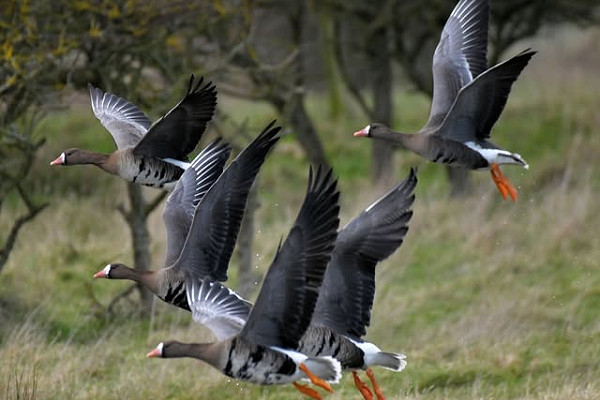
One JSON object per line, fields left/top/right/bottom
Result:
{"left": 172, "top": 121, "right": 281, "bottom": 281}
{"left": 437, "top": 49, "right": 535, "bottom": 142}
{"left": 423, "top": 0, "right": 489, "bottom": 131}
{"left": 312, "top": 168, "right": 417, "bottom": 340}
{"left": 162, "top": 139, "right": 231, "bottom": 266}
{"left": 186, "top": 279, "right": 252, "bottom": 341}
{"left": 89, "top": 84, "right": 151, "bottom": 149}
{"left": 133, "top": 75, "right": 217, "bottom": 160}
{"left": 241, "top": 166, "right": 340, "bottom": 349}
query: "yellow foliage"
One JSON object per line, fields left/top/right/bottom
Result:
{"left": 89, "top": 20, "right": 102, "bottom": 38}
{"left": 213, "top": 0, "right": 226, "bottom": 16}
{"left": 73, "top": 1, "right": 90, "bottom": 11}
{"left": 1, "top": 41, "right": 13, "bottom": 60}
{"left": 108, "top": 6, "right": 121, "bottom": 19}
{"left": 165, "top": 35, "right": 183, "bottom": 52}
{"left": 3, "top": 75, "right": 17, "bottom": 88}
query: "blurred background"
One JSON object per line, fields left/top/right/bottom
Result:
{"left": 1, "top": 1, "right": 599, "bottom": 399}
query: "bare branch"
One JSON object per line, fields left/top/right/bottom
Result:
{"left": 332, "top": 19, "right": 374, "bottom": 120}
{"left": 144, "top": 191, "right": 167, "bottom": 217}
{"left": 0, "top": 202, "right": 48, "bottom": 273}
{"left": 107, "top": 284, "right": 138, "bottom": 316}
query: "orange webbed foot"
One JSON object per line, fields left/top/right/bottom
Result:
{"left": 490, "top": 164, "right": 518, "bottom": 202}
{"left": 299, "top": 363, "right": 333, "bottom": 393}
{"left": 365, "top": 368, "right": 386, "bottom": 400}
{"left": 352, "top": 371, "right": 374, "bottom": 400}
{"left": 293, "top": 382, "right": 323, "bottom": 400}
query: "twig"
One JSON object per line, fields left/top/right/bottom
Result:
{"left": 107, "top": 284, "right": 138, "bottom": 316}
{"left": 0, "top": 183, "right": 48, "bottom": 273}
{"left": 332, "top": 20, "right": 374, "bottom": 120}
{"left": 144, "top": 191, "right": 167, "bottom": 217}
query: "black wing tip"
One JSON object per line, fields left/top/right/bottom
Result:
{"left": 302, "top": 164, "right": 341, "bottom": 253}
{"left": 387, "top": 167, "right": 418, "bottom": 203}
{"left": 518, "top": 48, "right": 537, "bottom": 59}
{"left": 255, "top": 120, "right": 282, "bottom": 146}
{"left": 187, "top": 74, "right": 217, "bottom": 95}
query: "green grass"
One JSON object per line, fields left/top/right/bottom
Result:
{"left": 1, "top": 29, "right": 600, "bottom": 399}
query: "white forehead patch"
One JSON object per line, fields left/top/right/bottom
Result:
{"left": 365, "top": 125, "right": 371, "bottom": 133}
{"left": 156, "top": 342, "right": 164, "bottom": 356}
{"left": 103, "top": 264, "right": 112, "bottom": 278}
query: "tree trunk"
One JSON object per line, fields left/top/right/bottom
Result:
{"left": 285, "top": 95, "right": 330, "bottom": 168}
{"left": 124, "top": 183, "right": 154, "bottom": 316}
{"left": 370, "top": 26, "right": 395, "bottom": 188}
{"left": 318, "top": 12, "right": 342, "bottom": 119}
{"left": 273, "top": 4, "right": 330, "bottom": 169}
{"left": 446, "top": 166, "right": 471, "bottom": 196}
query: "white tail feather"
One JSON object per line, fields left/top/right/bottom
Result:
{"left": 303, "top": 356, "right": 342, "bottom": 384}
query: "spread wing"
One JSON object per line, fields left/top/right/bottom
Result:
{"left": 133, "top": 75, "right": 217, "bottom": 160}
{"left": 162, "top": 139, "right": 231, "bottom": 266}
{"left": 171, "top": 121, "right": 281, "bottom": 281}
{"left": 437, "top": 49, "right": 535, "bottom": 142}
{"left": 423, "top": 0, "right": 489, "bottom": 131}
{"left": 186, "top": 279, "right": 252, "bottom": 341}
{"left": 88, "top": 84, "right": 151, "bottom": 149}
{"left": 241, "top": 167, "right": 340, "bottom": 349}
{"left": 312, "top": 168, "right": 417, "bottom": 340}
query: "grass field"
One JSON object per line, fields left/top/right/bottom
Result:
{"left": 1, "top": 28, "right": 599, "bottom": 399}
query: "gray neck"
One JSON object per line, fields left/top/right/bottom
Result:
{"left": 110, "top": 267, "right": 159, "bottom": 294}
{"left": 165, "top": 342, "right": 224, "bottom": 367}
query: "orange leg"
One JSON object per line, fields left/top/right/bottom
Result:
{"left": 299, "top": 363, "right": 333, "bottom": 393}
{"left": 352, "top": 371, "right": 374, "bottom": 400}
{"left": 293, "top": 382, "right": 323, "bottom": 400}
{"left": 365, "top": 368, "right": 386, "bottom": 400}
{"left": 490, "top": 164, "right": 518, "bottom": 201}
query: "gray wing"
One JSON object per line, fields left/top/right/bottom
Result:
{"left": 171, "top": 122, "right": 280, "bottom": 281}
{"left": 163, "top": 139, "right": 231, "bottom": 266}
{"left": 186, "top": 279, "right": 252, "bottom": 341}
{"left": 436, "top": 49, "right": 535, "bottom": 143}
{"left": 133, "top": 75, "right": 217, "bottom": 161}
{"left": 312, "top": 168, "right": 417, "bottom": 341}
{"left": 88, "top": 84, "right": 151, "bottom": 149}
{"left": 423, "top": 0, "right": 489, "bottom": 131}
{"left": 240, "top": 166, "right": 340, "bottom": 349}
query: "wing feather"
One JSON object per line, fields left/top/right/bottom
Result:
{"left": 240, "top": 166, "right": 340, "bottom": 349}
{"left": 162, "top": 139, "right": 231, "bottom": 266}
{"left": 312, "top": 169, "right": 417, "bottom": 340}
{"left": 436, "top": 49, "right": 535, "bottom": 142}
{"left": 423, "top": 0, "right": 488, "bottom": 131}
{"left": 172, "top": 122, "right": 281, "bottom": 281}
{"left": 186, "top": 279, "right": 251, "bottom": 341}
{"left": 88, "top": 84, "right": 151, "bottom": 149}
{"left": 133, "top": 75, "right": 217, "bottom": 160}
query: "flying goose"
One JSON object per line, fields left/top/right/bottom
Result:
{"left": 147, "top": 166, "right": 342, "bottom": 400}
{"left": 153, "top": 169, "right": 416, "bottom": 399}
{"left": 297, "top": 168, "right": 416, "bottom": 400}
{"left": 93, "top": 122, "right": 281, "bottom": 311}
{"left": 51, "top": 75, "right": 217, "bottom": 191}
{"left": 354, "top": 0, "right": 535, "bottom": 201}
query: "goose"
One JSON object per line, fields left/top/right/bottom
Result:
{"left": 50, "top": 75, "right": 217, "bottom": 191}
{"left": 93, "top": 122, "right": 281, "bottom": 311}
{"left": 296, "top": 168, "right": 416, "bottom": 400}
{"left": 353, "top": 0, "right": 535, "bottom": 201}
{"left": 147, "top": 166, "right": 342, "bottom": 400}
